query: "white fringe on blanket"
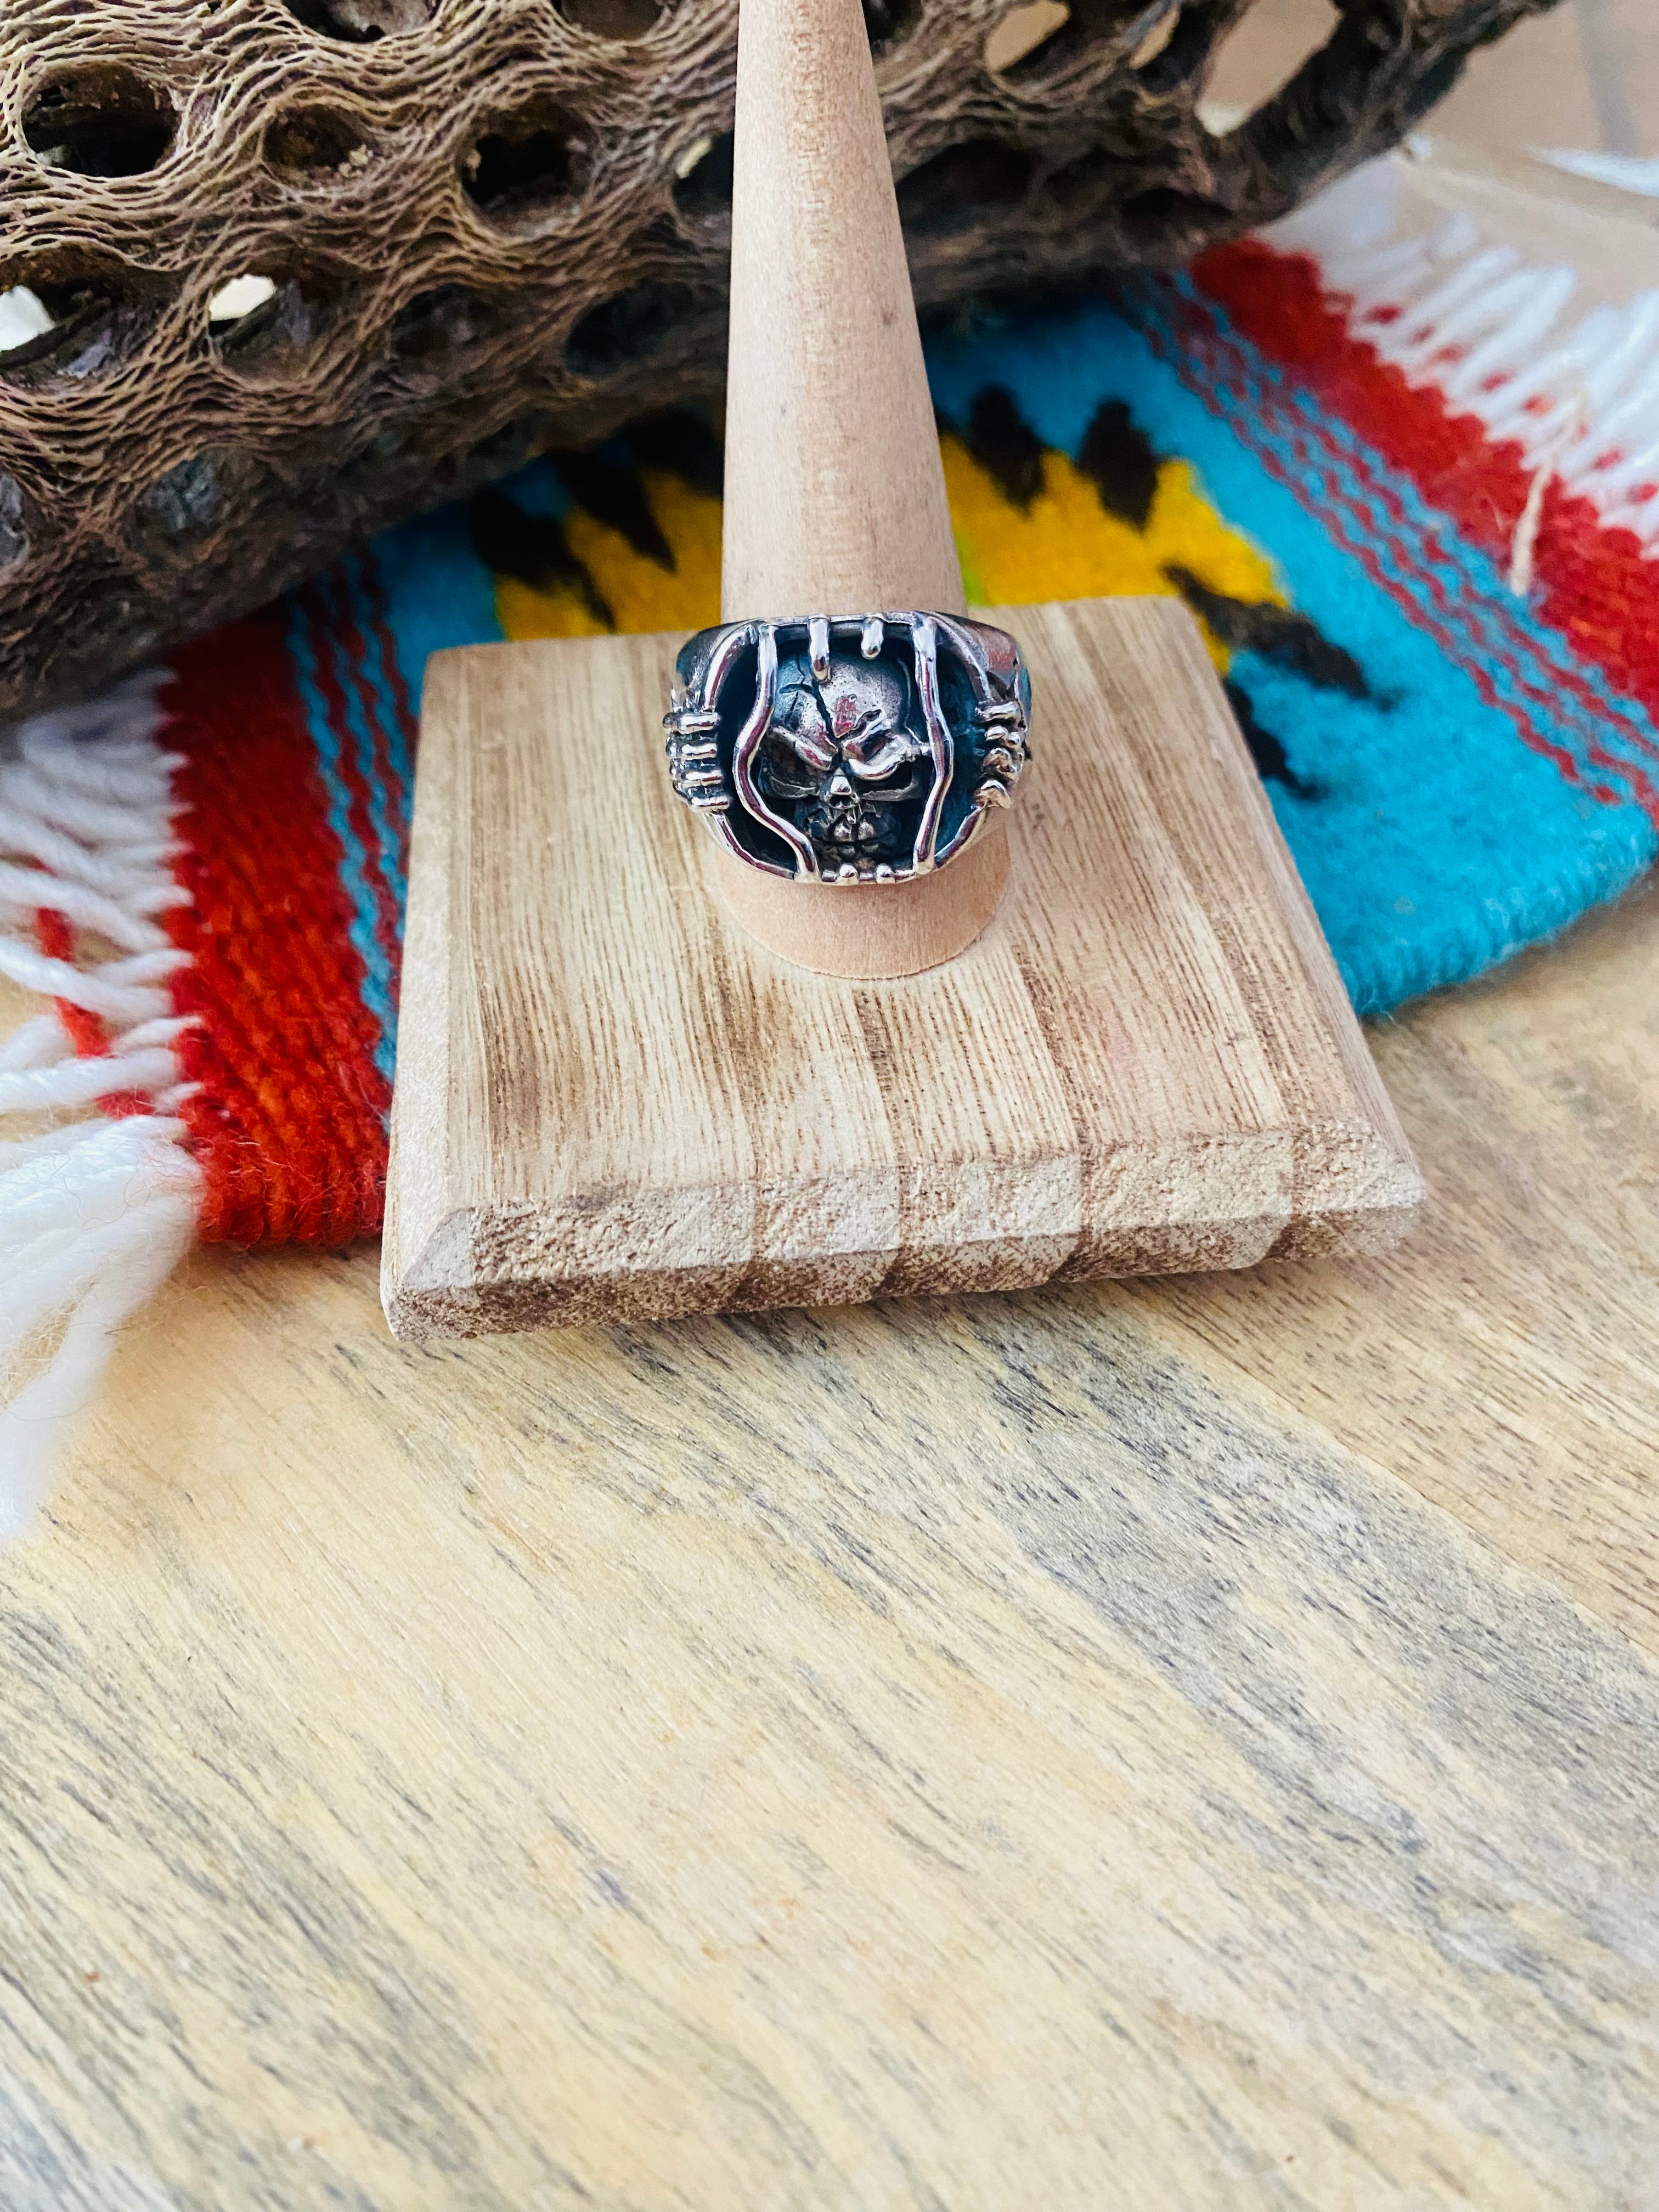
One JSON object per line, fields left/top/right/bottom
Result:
{"left": 0, "top": 677, "right": 201, "bottom": 1535}
{"left": 1272, "top": 158, "right": 1659, "bottom": 558}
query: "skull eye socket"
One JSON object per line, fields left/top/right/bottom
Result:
{"left": 770, "top": 697, "right": 837, "bottom": 771}
{"left": 758, "top": 733, "right": 822, "bottom": 799}
{"left": 758, "top": 732, "right": 926, "bottom": 808}
{"left": 843, "top": 726, "right": 918, "bottom": 780}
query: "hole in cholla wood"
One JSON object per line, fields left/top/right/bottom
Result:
{"left": 673, "top": 131, "right": 735, "bottom": 223}
{"left": 985, "top": 2, "right": 1072, "bottom": 74}
{"left": 567, "top": 279, "right": 725, "bottom": 379}
{"left": 22, "top": 66, "right": 175, "bottom": 178}
{"left": 1131, "top": 1, "right": 1182, "bottom": 69}
{"left": 0, "top": 288, "right": 55, "bottom": 359}
{"left": 136, "top": 455, "right": 224, "bottom": 541}
{"left": 129, "top": 447, "right": 281, "bottom": 567}
{"left": 1203, "top": 0, "right": 1338, "bottom": 128}
{"left": 207, "top": 270, "right": 337, "bottom": 377}
{"left": 990, "top": 0, "right": 1177, "bottom": 81}
{"left": 388, "top": 286, "right": 506, "bottom": 368}
{"left": 462, "top": 98, "right": 588, "bottom": 230}
{"left": 283, "top": 0, "right": 437, "bottom": 38}
{"left": 207, "top": 275, "right": 279, "bottom": 330}
{"left": 263, "top": 105, "right": 373, "bottom": 180}
{"left": 864, "top": 0, "right": 920, "bottom": 52}
{"left": 557, "top": 0, "right": 663, "bottom": 34}
{"left": 0, "top": 262, "right": 169, "bottom": 384}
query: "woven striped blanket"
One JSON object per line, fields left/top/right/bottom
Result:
{"left": 4, "top": 158, "right": 1657, "bottom": 1517}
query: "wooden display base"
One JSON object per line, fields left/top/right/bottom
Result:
{"left": 382, "top": 597, "right": 1423, "bottom": 1340}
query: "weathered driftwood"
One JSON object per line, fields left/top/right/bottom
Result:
{"left": 0, "top": 0, "right": 1558, "bottom": 714}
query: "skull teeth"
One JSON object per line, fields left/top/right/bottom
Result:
{"left": 805, "top": 856, "right": 915, "bottom": 885}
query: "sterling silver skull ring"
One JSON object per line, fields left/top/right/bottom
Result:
{"left": 664, "top": 612, "right": 1031, "bottom": 884}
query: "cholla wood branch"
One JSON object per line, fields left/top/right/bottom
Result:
{"left": 0, "top": 0, "right": 1558, "bottom": 716}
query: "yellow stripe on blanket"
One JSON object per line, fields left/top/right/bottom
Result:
{"left": 494, "top": 441, "right": 1285, "bottom": 669}
{"left": 940, "top": 436, "right": 1284, "bottom": 670}
{"left": 495, "top": 471, "right": 723, "bottom": 643}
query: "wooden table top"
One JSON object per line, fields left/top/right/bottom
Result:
{"left": 6, "top": 9, "right": 1657, "bottom": 2200}
{"left": 4, "top": 864, "right": 1657, "bottom": 2210}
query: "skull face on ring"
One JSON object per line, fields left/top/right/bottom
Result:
{"left": 756, "top": 654, "right": 929, "bottom": 877}
{"left": 665, "top": 612, "right": 1030, "bottom": 883}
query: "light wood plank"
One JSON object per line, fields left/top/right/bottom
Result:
{"left": 9, "top": 850, "right": 1659, "bottom": 2208}
{"left": 7, "top": 50, "right": 1656, "bottom": 2205}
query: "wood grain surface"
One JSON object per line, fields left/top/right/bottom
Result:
{"left": 4, "top": 864, "right": 1659, "bottom": 2210}
{"left": 383, "top": 600, "right": 1420, "bottom": 1340}
{"left": 5, "top": 13, "right": 1658, "bottom": 2203}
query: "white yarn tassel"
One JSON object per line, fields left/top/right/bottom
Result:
{"left": 0, "top": 675, "right": 201, "bottom": 1537}
{"left": 1270, "top": 154, "right": 1659, "bottom": 558}
{"left": 0, "top": 1116, "right": 199, "bottom": 1536}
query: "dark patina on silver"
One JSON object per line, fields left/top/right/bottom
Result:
{"left": 664, "top": 612, "right": 1031, "bottom": 884}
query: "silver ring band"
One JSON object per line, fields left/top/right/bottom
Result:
{"left": 665, "top": 611, "right": 1031, "bottom": 884}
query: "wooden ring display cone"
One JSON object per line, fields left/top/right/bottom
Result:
{"left": 380, "top": 0, "right": 1424, "bottom": 1342}
{"left": 702, "top": 0, "right": 1012, "bottom": 978}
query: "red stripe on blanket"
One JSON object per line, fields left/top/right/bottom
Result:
{"left": 163, "top": 610, "right": 391, "bottom": 1244}
{"left": 1193, "top": 240, "right": 1659, "bottom": 732}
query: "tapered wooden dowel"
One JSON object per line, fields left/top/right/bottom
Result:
{"left": 710, "top": 0, "right": 1009, "bottom": 978}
